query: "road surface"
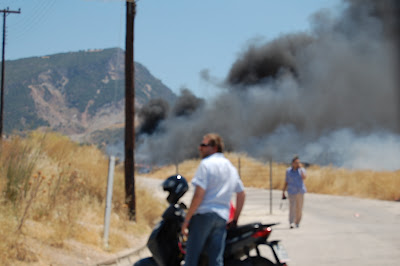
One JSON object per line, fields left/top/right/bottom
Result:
{"left": 109, "top": 177, "right": 400, "bottom": 266}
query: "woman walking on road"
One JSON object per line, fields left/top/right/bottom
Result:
{"left": 282, "top": 156, "right": 307, "bottom": 229}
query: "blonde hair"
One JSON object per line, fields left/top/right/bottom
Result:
{"left": 204, "top": 133, "right": 224, "bottom": 153}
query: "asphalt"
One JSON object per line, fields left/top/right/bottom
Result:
{"left": 99, "top": 177, "right": 400, "bottom": 266}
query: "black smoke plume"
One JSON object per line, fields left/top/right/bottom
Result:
{"left": 136, "top": 0, "right": 400, "bottom": 170}
{"left": 172, "top": 88, "right": 205, "bottom": 117}
{"left": 227, "top": 33, "right": 313, "bottom": 86}
{"left": 137, "top": 89, "right": 205, "bottom": 137}
{"left": 138, "top": 98, "right": 169, "bottom": 135}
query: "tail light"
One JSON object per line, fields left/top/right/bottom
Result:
{"left": 178, "top": 234, "right": 187, "bottom": 254}
{"left": 178, "top": 241, "right": 186, "bottom": 254}
{"left": 251, "top": 227, "right": 272, "bottom": 238}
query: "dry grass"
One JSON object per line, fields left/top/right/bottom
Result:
{"left": 305, "top": 166, "right": 400, "bottom": 200}
{"left": 143, "top": 153, "right": 400, "bottom": 201}
{"left": 3, "top": 130, "right": 397, "bottom": 264}
{"left": 0, "top": 130, "right": 164, "bottom": 265}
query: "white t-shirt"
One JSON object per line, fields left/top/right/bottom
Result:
{"left": 192, "top": 153, "right": 244, "bottom": 221}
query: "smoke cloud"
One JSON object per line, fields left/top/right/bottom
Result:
{"left": 135, "top": 0, "right": 400, "bottom": 171}
{"left": 227, "top": 33, "right": 313, "bottom": 86}
{"left": 138, "top": 98, "right": 169, "bottom": 135}
{"left": 172, "top": 88, "right": 205, "bottom": 117}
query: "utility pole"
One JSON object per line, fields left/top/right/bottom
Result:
{"left": 0, "top": 7, "right": 20, "bottom": 139}
{"left": 125, "top": 0, "right": 136, "bottom": 221}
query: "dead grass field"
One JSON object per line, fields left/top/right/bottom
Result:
{"left": 144, "top": 153, "right": 400, "bottom": 201}
{"left": 0, "top": 131, "right": 165, "bottom": 265}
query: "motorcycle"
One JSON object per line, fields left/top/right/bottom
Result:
{"left": 134, "top": 175, "right": 289, "bottom": 266}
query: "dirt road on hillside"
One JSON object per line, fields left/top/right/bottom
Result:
{"left": 118, "top": 177, "right": 400, "bottom": 266}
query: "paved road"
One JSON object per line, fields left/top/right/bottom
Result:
{"left": 240, "top": 188, "right": 400, "bottom": 266}
{"left": 125, "top": 177, "right": 400, "bottom": 266}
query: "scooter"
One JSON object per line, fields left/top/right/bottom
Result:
{"left": 134, "top": 175, "right": 289, "bottom": 266}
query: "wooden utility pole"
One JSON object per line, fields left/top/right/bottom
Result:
{"left": 0, "top": 7, "right": 20, "bottom": 139}
{"left": 125, "top": 1, "right": 136, "bottom": 221}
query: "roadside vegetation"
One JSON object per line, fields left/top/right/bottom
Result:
{"left": 1, "top": 131, "right": 398, "bottom": 264}
{"left": 0, "top": 131, "right": 164, "bottom": 265}
{"left": 145, "top": 153, "right": 400, "bottom": 201}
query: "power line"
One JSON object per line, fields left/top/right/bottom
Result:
{"left": 0, "top": 7, "right": 21, "bottom": 139}
{"left": 8, "top": 0, "right": 55, "bottom": 42}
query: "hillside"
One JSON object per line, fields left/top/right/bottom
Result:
{"left": 3, "top": 48, "right": 176, "bottom": 142}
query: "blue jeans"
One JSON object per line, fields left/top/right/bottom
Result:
{"left": 185, "top": 212, "right": 227, "bottom": 266}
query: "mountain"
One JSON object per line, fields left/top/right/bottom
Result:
{"left": 3, "top": 48, "right": 176, "bottom": 142}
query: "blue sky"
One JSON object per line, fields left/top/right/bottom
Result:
{"left": 3, "top": 0, "right": 340, "bottom": 97}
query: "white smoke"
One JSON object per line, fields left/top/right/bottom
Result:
{"left": 303, "top": 129, "right": 400, "bottom": 171}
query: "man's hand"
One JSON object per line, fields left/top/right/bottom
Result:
{"left": 181, "top": 220, "right": 189, "bottom": 236}
{"left": 282, "top": 191, "right": 287, "bottom": 199}
{"left": 226, "top": 219, "right": 237, "bottom": 229}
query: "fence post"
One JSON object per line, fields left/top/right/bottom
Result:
{"left": 269, "top": 158, "right": 273, "bottom": 215}
{"left": 104, "top": 156, "right": 116, "bottom": 249}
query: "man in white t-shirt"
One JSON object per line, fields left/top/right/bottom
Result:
{"left": 181, "top": 133, "right": 245, "bottom": 266}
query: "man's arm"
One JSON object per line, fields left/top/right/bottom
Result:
{"left": 181, "top": 186, "right": 205, "bottom": 236}
{"left": 233, "top": 191, "right": 245, "bottom": 223}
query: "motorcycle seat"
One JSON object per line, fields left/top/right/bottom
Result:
{"left": 227, "top": 222, "right": 262, "bottom": 239}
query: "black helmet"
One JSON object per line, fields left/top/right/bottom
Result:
{"left": 162, "top": 174, "right": 188, "bottom": 204}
